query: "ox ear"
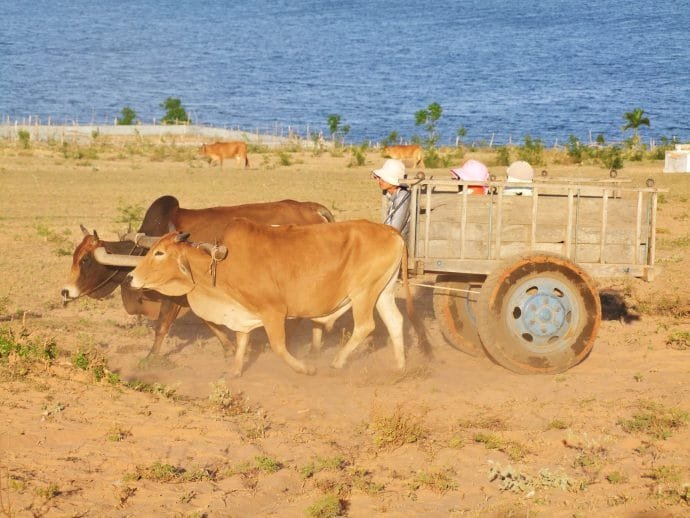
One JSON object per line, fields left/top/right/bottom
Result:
{"left": 177, "top": 254, "right": 195, "bottom": 284}
{"left": 174, "top": 232, "right": 190, "bottom": 243}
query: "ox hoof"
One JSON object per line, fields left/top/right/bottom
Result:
{"left": 304, "top": 365, "right": 317, "bottom": 375}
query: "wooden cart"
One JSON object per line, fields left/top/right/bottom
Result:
{"left": 405, "top": 175, "right": 664, "bottom": 374}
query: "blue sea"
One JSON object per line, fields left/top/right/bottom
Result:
{"left": 1, "top": 0, "right": 688, "bottom": 146}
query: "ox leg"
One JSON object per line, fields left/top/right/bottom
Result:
{"left": 204, "top": 321, "right": 236, "bottom": 357}
{"left": 375, "top": 284, "right": 405, "bottom": 370}
{"left": 148, "top": 300, "right": 182, "bottom": 357}
{"left": 231, "top": 331, "right": 250, "bottom": 377}
{"left": 264, "top": 318, "right": 316, "bottom": 375}
{"left": 309, "top": 323, "right": 324, "bottom": 354}
{"left": 331, "top": 301, "right": 377, "bottom": 369}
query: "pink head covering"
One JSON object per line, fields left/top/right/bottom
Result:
{"left": 449, "top": 159, "right": 489, "bottom": 194}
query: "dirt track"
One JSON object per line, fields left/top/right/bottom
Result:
{"left": 1, "top": 142, "right": 689, "bottom": 516}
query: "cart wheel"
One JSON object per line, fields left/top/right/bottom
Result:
{"left": 432, "top": 275, "right": 485, "bottom": 357}
{"left": 476, "top": 253, "right": 601, "bottom": 374}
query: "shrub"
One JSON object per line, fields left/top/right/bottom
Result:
{"left": 306, "top": 494, "right": 345, "bottom": 518}
{"left": 160, "top": 97, "right": 190, "bottom": 124}
{"left": 517, "top": 135, "right": 544, "bottom": 166}
{"left": 18, "top": 129, "right": 31, "bottom": 149}
{"left": 117, "top": 106, "right": 137, "bottom": 125}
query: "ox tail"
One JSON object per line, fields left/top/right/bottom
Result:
{"left": 245, "top": 155, "right": 250, "bottom": 168}
{"left": 317, "top": 205, "right": 336, "bottom": 223}
{"left": 401, "top": 241, "right": 433, "bottom": 359}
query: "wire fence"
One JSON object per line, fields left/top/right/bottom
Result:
{"left": 0, "top": 115, "right": 331, "bottom": 149}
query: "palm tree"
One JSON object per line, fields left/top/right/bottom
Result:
{"left": 622, "top": 107, "right": 650, "bottom": 140}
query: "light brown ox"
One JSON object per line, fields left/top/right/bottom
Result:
{"left": 128, "top": 219, "right": 430, "bottom": 376}
{"left": 200, "top": 141, "right": 249, "bottom": 168}
{"left": 383, "top": 144, "right": 423, "bottom": 168}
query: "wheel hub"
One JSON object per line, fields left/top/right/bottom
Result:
{"left": 506, "top": 278, "right": 576, "bottom": 348}
{"left": 523, "top": 294, "right": 566, "bottom": 337}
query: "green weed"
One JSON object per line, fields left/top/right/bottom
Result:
{"left": 208, "top": 381, "right": 251, "bottom": 415}
{"left": 35, "top": 222, "right": 73, "bottom": 256}
{"left": 115, "top": 199, "right": 144, "bottom": 231}
{"left": 546, "top": 419, "right": 569, "bottom": 430}
{"left": 106, "top": 426, "right": 132, "bottom": 442}
{"left": 35, "top": 483, "right": 60, "bottom": 500}
{"left": 618, "top": 401, "right": 688, "bottom": 440}
{"left": 306, "top": 493, "right": 346, "bottom": 518}
{"left": 133, "top": 462, "right": 214, "bottom": 483}
{"left": 410, "top": 468, "right": 458, "bottom": 493}
{"left": 370, "top": 404, "right": 427, "bottom": 449}
{"left": 254, "top": 455, "right": 282, "bottom": 473}
{"left": 474, "top": 432, "right": 529, "bottom": 461}
{"left": 606, "top": 471, "right": 628, "bottom": 484}
{"left": 124, "top": 380, "right": 178, "bottom": 399}
{"left": 71, "top": 348, "right": 109, "bottom": 382}
{"left": 300, "top": 456, "right": 349, "bottom": 479}
{"left": 666, "top": 331, "right": 690, "bottom": 350}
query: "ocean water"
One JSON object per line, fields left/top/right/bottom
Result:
{"left": 1, "top": 0, "right": 688, "bottom": 145}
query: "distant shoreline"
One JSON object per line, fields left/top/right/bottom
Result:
{"left": 0, "top": 121, "right": 319, "bottom": 148}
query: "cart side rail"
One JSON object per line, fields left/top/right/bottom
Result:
{"left": 408, "top": 178, "right": 665, "bottom": 281}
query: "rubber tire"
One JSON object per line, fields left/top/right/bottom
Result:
{"left": 433, "top": 275, "right": 485, "bottom": 357}
{"left": 476, "top": 253, "right": 601, "bottom": 374}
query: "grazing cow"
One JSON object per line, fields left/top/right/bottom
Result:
{"left": 61, "top": 195, "right": 335, "bottom": 357}
{"left": 200, "top": 141, "right": 249, "bottom": 168}
{"left": 128, "top": 219, "right": 431, "bottom": 376}
{"left": 383, "top": 144, "right": 423, "bottom": 168}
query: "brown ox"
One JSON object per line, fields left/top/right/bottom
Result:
{"left": 200, "top": 141, "right": 249, "bottom": 168}
{"left": 128, "top": 219, "right": 430, "bottom": 376}
{"left": 61, "top": 195, "right": 335, "bottom": 357}
{"left": 383, "top": 144, "right": 423, "bottom": 168}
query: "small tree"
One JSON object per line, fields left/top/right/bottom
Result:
{"left": 117, "top": 106, "right": 137, "bottom": 125}
{"left": 599, "top": 146, "right": 624, "bottom": 174}
{"left": 415, "top": 102, "right": 443, "bottom": 167}
{"left": 415, "top": 102, "right": 442, "bottom": 148}
{"left": 381, "top": 131, "right": 400, "bottom": 147}
{"left": 622, "top": 107, "right": 650, "bottom": 147}
{"left": 326, "top": 114, "right": 350, "bottom": 147}
{"left": 160, "top": 97, "right": 190, "bottom": 125}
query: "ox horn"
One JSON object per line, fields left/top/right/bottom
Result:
{"left": 93, "top": 247, "right": 143, "bottom": 267}
{"left": 121, "top": 231, "right": 160, "bottom": 248}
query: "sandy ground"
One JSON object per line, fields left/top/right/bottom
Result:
{"left": 1, "top": 140, "right": 689, "bottom": 517}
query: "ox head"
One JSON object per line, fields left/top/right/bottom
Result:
{"left": 60, "top": 225, "right": 145, "bottom": 302}
{"left": 128, "top": 232, "right": 227, "bottom": 296}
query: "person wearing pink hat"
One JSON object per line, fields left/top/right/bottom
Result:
{"left": 449, "top": 159, "right": 489, "bottom": 195}
{"left": 372, "top": 159, "right": 411, "bottom": 239}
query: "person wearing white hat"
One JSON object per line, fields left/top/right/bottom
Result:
{"left": 372, "top": 159, "right": 410, "bottom": 239}
{"left": 505, "top": 160, "right": 534, "bottom": 196}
